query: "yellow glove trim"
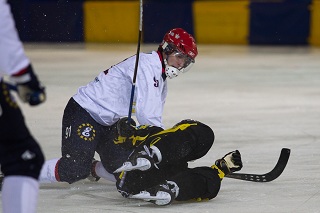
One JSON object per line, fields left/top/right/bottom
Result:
{"left": 211, "top": 164, "right": 225, "bottom": 179}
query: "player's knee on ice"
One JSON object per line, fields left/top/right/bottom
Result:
{"left": 57, "top": 156, "right": 92, "bottom": 184}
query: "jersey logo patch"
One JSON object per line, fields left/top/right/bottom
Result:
{"left": 77, "top": 123, "right": 96, "bottom": 141}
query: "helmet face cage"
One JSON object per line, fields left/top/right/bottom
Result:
{"left": 163, "top": 42, "right": 194, "bottom": 72}
{"left": 170, "top": 51, "right": 194, "bottom": 72}
{"left": 162, "top": 42, "right": 175, "bottom": 55}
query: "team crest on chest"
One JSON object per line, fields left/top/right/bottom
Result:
{"left": 77, "top": 123, "right": 96, "bottom": 141}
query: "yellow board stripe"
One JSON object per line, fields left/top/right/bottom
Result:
{"left": 84, "top": 1, "right": 140, "bottom": 43}
{"left": 309, "top": 0, "right": 320, "bottom": 46}
{"left": 193, "top": 1, "right": 249, "bottom": 44}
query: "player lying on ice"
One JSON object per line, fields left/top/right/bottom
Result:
{"left": 101, "top": 118, "right": 243, "bottom": 206}
{"left": 36, "top": 117, "right": 242, "bottom": 206}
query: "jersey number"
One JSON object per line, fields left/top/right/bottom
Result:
{"left": 65, "top": 126, "right": 72, "bottom": 139}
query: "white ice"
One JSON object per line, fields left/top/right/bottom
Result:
{"left": 1, "top": 43, "right": 320, "bottom": 213}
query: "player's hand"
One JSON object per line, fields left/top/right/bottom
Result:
{"left": 10, "top": 64, "right": 46, "bottom": 106}
{"left": 215, "top": 150, "right": 243, "bottom": 175}
{"left": 16, "top": 84, "right": 46, "bottom": 106}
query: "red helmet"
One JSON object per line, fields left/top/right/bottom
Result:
{"left": 161, "top": 28, "right": 198, "bottom": 60}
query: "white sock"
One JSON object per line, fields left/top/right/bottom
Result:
{"left": 95, "top": 161, "right": 116, "bottom": 182}
{"left": 39, "top": 158, "right": 59, "bottom": 183}
{"left": 2, "top": 176, "right": 39, "bottom": 213}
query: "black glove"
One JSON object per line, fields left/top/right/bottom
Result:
{"left": 10, "top": 64, "right": 46, "bottom": 106}
{"left": 116, "top": 117, "right": 136, "bottom": 137}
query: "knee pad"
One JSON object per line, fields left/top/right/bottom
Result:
{"left": 189, "top": 123, "right": 215, "bottom": 161}
{"left": 1, "top": 136, "right": 45, "bottom": 180}
{"left": 57, "top": 156, "right": 92, "bottom": 184}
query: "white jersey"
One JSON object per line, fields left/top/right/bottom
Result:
{"left": 73, "top": 51, "right": 167, "bottom": 128}
{"left": 0, "top": 0, "right": 30, "bottom": 79}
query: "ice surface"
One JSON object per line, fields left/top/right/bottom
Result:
{"left": 1, "top": 44, "right": 320, "bottom": 213}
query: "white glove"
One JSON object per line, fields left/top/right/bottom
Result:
{"left": 215, "top": 150, "right": 243, "bottom": 175}
{"left": 10, "top": 64, "right": 46, "bottom": 106}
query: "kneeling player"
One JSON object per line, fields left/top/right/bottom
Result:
{"left": 104, "top": 118, "right": 243, "bottom": 206}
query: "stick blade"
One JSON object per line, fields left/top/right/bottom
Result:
{"left": 226, "top": 148, "right": 291, "bottom": 182}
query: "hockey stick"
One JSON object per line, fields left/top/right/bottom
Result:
{"left": 225, "top": 148, "right": 290, "bottom": 182}
{"left": 118, "top": 0, "right": 143, "bottom": 188}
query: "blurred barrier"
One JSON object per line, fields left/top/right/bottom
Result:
{"left": 7, "top": 0, "right": 320, "bottom": 46}
{"left": 9, "top": 1, "right": 83, "bottom": 42}
{"left": 193, "top": 1, "right": 249, "bottom": 44}
{"left": 309, "top": 0, "right": 320, "bottom": 45}
{"left": 143, "top": 1, "right": 194, "bottom": 43}
{"left": 84, "top": 1, "right": 139, "bottom": 43}
{"left": 249, "top": 0, "right": 311, "bottom": 45}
